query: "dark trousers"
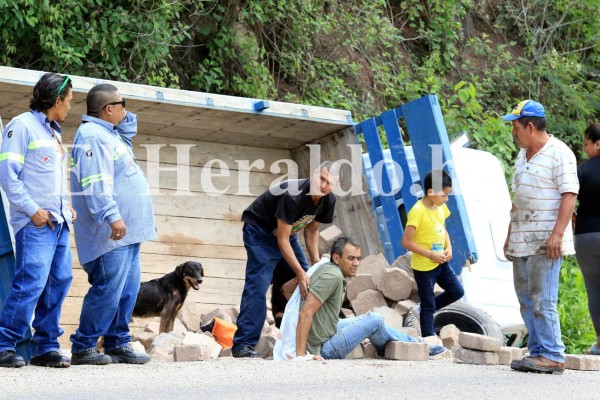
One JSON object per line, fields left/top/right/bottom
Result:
{"left": 233, "top": 223, "right": 308, "bottom": 352}
{"left": 575, "top": 232, "right": 600, "bottom": 337}
{"left": 413, "top": 262, "right": 464, "bottom": 337}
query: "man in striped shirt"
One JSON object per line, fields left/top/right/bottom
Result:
{"left": 0, "top": 73, "right": 74, "bottom": 368}
{"left": 502, "top": 100, "right": 578, "bottom": 374}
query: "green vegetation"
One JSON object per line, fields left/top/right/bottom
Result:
{"left": 1, "top": 0, "right": 598, "bottom": 353}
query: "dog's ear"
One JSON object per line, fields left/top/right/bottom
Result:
{"left": 175, "top": 263, "right": 185, "bottom": 278}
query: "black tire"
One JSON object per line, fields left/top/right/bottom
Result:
{"left": 433, "top": 302, "right": 504, "bottom": 342}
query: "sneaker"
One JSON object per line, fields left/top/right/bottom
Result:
{"left": 71, "top": 348, "right": 112, "bottom": 365}
{"left": 105, "top": 345, "right": 151, "bottom": 364}
{"left": 29, "top": 351, "right": 70, "bottom": 368}
{"left": 232, "top": 346, "right": 259, "bottom": 358}
{"left": 404, "top": 305, "right": 422, "bottom": 337}
{"left": 0, "top": 350, "right": 25, "bottom": 368}
{"left": 428, "top": 345, "right": 448, "bottom": 359}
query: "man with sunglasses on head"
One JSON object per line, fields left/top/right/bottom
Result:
{"left": 69, "top": 84, "right": 155, "bottom": 365}
{"left": 0, "top": 73, "right": 75, "bottom": 368}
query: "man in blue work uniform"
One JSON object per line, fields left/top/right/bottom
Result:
{"left": 69, "top": 84, "right": 156, "bottom": 365}
{"left": 0, "top": 73, "right": 74, "bottom": 368}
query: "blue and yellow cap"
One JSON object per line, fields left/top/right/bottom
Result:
{"left": 502, "top": 100, "right": 546, "bottom": 121}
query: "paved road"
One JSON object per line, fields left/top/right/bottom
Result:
{"left": 1, "top": 358, "right": 598, "bottom": 399}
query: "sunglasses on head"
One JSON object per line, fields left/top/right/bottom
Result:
{"left": 57, "top": 75, "right": 72, "bottom": 96}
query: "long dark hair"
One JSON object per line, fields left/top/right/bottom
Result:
{"left": 29, "top": 73, "right": 72, "bottom": 112}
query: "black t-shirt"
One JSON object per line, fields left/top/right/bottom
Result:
{"left": 242, "top": 178, "right": 336, "bottom": 235}
{"left": 575, "top": 157, "right": 600, "bottom": 234}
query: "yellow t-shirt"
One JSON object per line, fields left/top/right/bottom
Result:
{"left": 405, "top": 200, "right": 451, "bottom": 271}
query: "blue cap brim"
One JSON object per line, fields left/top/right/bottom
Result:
{"left": 502, "top": 114, "right": 520, "bottom": 121}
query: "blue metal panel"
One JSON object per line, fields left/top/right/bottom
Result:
{"left": 380, "top": 109, "right": 418, "bottom": 214}
{"left": 357, "top": 118, "right": 406, "bottom": 259}
{"left": 357, "top": 94, "right": 478, "bottom": 274}
{"left": 400, "top": 95, "right": 478, "bottom": 273}
{"left": 0, "top": 193, "right": 32, "bottom": 361}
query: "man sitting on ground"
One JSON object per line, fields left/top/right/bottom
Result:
{"left": 281, "top": 236, "right": 447, "bottom": 360}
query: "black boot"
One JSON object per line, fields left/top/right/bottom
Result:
{"left": 0, "top": 350, "right": 26, "bottom": 368}
{"left": 29, "top": 351, "right": 70, "bottom": 368}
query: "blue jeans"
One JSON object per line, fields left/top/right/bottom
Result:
{"left": 233, "top": 223, "right": 308, "bottom": 352}
{"left": 0, "top": 222, "right": 72, "bottom": 357}
{"left": 513, "top": 255, "right": 565, "bottom": 362}
{"left": 413, "top": 262, "right": 464, "bottom": 337}
{"left": 70, "top": 243, "right": 141, "bottom": 353}
{"left": 320, "top": 312, "right": 418, "bottom": 359}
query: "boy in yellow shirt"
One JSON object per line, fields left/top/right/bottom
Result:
{"left": 401, "top": 170, "right": 464, "bottom": 337}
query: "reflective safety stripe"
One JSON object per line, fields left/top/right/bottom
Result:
{"left": 28, "top": 139, "right": 56, "bottom": 150}
{"left": 0, "top": 152, "right": 25, "bottom": 163}
{"left": 113, "top": 143, "right": 128, "bottom": 160}
{"left": 81, "top": 173, "right": 113, "bottom": 188}
{"left": 70, "top": 157, "right": 76, "bottom": 167}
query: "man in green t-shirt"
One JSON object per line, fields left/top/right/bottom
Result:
{"left": 295, "top": 237, "right": 447, "bottom": 360}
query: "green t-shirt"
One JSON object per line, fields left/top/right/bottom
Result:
{"left": 303, "top": 262, "right": 346, "bottom": 355}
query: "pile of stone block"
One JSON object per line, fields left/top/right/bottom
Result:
{"left": 129, "top": 304, "right": 283, "bottom": 362}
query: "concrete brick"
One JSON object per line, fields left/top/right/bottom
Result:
{"left": 200, "top": 308, "right": 233, "bottom": 329}
{"left": 440, "top": 324, "right": 460, "bottom": 349}
{"left": 408, "top": 289, "right": 421, "bottom": 304}
{"left": 173, "top": 345, "right": 200, "bottom": 362}
{"left": 396, "top": 326, "right": 419, "bottom": 338}
{"left": 391, "top": 252, "right": 413, "bottom": 278}
{"left": 149, "top": 332, "right": 184, "bottom": 354}
{"left": 357, "top": 254, "right": 389, "bottom": 286}
{"left": 363, "top": 342, "right": 378, "bottom": 358}
{"left": 565, "top": 354, "right": 600, "bottom": 371}
{"left": 256, "top": 325, "right": 281, "bottom": 359}
{"left": 177, "top": 301, "right": 202, "bottom": 332}
{"left": 376, "top": 268, "right": 414, "bottom": 301}
{"left": 318, "top": 225, "right": 343, "bottom": 254}
{"left": 149, "top": 346, "right": 174, "bottom": 362}
{"left": 423, "top": 336, "right": 443, "bottom": 347}
{"left": 344, "top": 345, "right": 364, "bottom": 359}
{"left": 223, "top": 306, "right": 240, "bottom": 325}
{"left": 384, "top": 341, "right": 428, "bottom": 361}
{"left": 371, "top": 307, "right": 404, "bottom": 332}
{"left": 350, "top": 289, "right": 387, "bottom": 316}
{"left": 458, "top": 332, "right": 502, "bottom": 352}
{"left": 346, "top": 274, "right": 376, "bottom": 301}
{"left": 172, "top": 318, "right": 187, "bottom": 335}
{"left": 174, "top": 345, "right": 216, "bottom": 362}
{"left": 219, "top": 348, "right": 233, "bottom": 358}
{"left": 182, "top": 332, "right": 222, "bottom": 359}
{"left": 496, "top": 346, "right": 523, "bottom": 366}
{"left": 393, "top": 299, "right": 418, "bottom": 318}
{"left": 341, "top": 308, "right": 355, "bottom": 319}
{"left": 132, "top": 331, "right": 156, "bottom": 350}
{"left": 454, "top": 347, "right": 499, "bottom": 365}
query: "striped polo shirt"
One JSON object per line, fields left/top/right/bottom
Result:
{"left": 507, "top": 136, "right": 579, "bottom": 257}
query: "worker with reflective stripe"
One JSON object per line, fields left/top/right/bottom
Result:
{"left": 0, "top": 73, "right": 74, "bottom": 368}
{"left": 69, "top": 84, "right": 155, "bottom": 365}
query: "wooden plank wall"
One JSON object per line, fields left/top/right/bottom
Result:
{"left": 292, "top": 127, "right": 383, "bottom": 257}
{"left": 58, "top": 133, "right": 290, "bottom": 347}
